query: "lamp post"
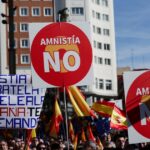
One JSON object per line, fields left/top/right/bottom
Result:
{"left": 8, "top": 0, "right": 16, "bottom": 74}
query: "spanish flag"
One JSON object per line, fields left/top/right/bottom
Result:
{"left": 68, "top": 86, "right": 96, "bottom": 117}
{"left": 81, "top": 128, "right": 86, "bottom": 142}
{"left": 110, "top": 106, "right": 127, "bottom": 130}
{"left": 25, "top": 129, "right": 36, "bottom": 150}
{"left": 73, "top": 134, "right": 78, "bottom": 150}
{"left": 91, "top": 101, "right": 115, "bottom": 117}
{"left": 69, "top": 120, "right": 75, "bottom": 142}
{"left": 67, "top": 88, "right": 84, "bottom": 117}
{"left": 87, "top": 125, "right": 95, "bottom": 142}
{"left": 49, "top": 99, "right": 63, "bottom": 138}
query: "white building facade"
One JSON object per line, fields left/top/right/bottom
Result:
{"left": 55, "top": 0, "right": 118, "bottom": 97}
{"left": 0, "top": 0, "right": 117, "bottom": 97}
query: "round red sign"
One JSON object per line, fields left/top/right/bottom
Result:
{"left": 30, "top": 22, "right": 92, "bottom": 86}
{"left": 126, "top": 71, "right": 150, "bottom": 138}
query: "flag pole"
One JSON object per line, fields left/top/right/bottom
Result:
{"left": 63, "top": 86, "right": 69, "bottom": 150}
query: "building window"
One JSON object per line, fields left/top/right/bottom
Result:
{"left": 44, "top": 7, "right": 52, "bottom": 16}
{"left": 99, "top": 79, "right": 104, "bottom": 89}
{"left": 98, "top": 57, "right": 103, "bottom": 64}
{"left": 93, "top": 25, "right": 96, "bottom": 33}
{"left": 93, "top": 40, "right": 96, "bottom": 48}
{"left": 96, "top": 0, "right": 100, "bottom": 5}
{"left": 97, "top": 42, "right": 102, "bottom": 49}
{"left": 20, "top": 7, "right": 28, "bottom": 16}
{"left": 103, "top": 29, "right": 110, "bottom": 36}
{"left": 105, "top": 58, "right": 111, "bottom": 65}
{"left": 96, "top": 12, "right": 100, "bottom": 20}
{"left": 103, "top": 14, "right": 109, "bottom": 21}
{"left": 21, "top": 54, "right": 30, "bottom": 64}
{"left": 97, "top": 27, "right": 101, "bottom": 34}
{"left": 32, "top": 7, "right": 40, "bottom": 16}
{"left": 104, "top": 43, "right": 110, "bottom": 50}
{"left": 102, "top": 0, "right": 108, "bottom": 6}
{"left": 20, "top": 39, "right": 29, "bottom": 48}
{"left": 92, "top": 10, "right": 95, "bottom": 18}
{"left": 71, "top": 7, "right": 84, "bottom": 15}
{"left": 94, "top": 56, "right": 97, "bottom": 63}
{"left": 106, "top": 80, "right": 112, "bottom": 90}
{"left": 20, "top": 23, "right": 28, "bottom": 32}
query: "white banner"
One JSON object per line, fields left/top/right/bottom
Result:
{"left": 0, "top": 75, "right": 45, "bottom": 129}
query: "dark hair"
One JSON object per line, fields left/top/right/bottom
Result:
{"left": 51, "top": 142, "right": 60, "bottom": 150}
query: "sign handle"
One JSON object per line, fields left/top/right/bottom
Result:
{"left": 63, "top": 86, "right": 69, "bottom": 150}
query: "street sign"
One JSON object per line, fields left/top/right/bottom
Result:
{"left": 124, "top": 70, "right": 150, "bottom": 143}
{"left": 29, "top": 22, "right": 93, "bottom": 88}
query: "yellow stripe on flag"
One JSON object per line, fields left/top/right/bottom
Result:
{"left": 31, "top": 129, "right": 36, "bottom": 139}
{"left": 67, "top": 88, "right": 84, "bottom": 117}
{"left": 92, "top": 102, "right": 114, "bottom": 117}
{"left": 110, "top": 106, "right": 127, "bottom": 130}
{"left": 68, "top": 86, "right": 96, "bottom": 117}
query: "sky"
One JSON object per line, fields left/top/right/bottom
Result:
{"left": 114, "top": 0, "right": 150, "bottom": 69}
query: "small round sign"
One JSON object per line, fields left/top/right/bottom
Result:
{"left": 30, "top": 22, "right": 92, "bottom": 86}
{"left": 126, "top": 71, "right": 150, "bottom": 138}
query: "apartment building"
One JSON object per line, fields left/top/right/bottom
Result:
{"left": 0, "top": 0, "right": 54, "bottom": 74}
{"left": 55, "top": 0, "right": 118, "bottom": 98}
{"left": 0, "top": 0, "right": 117, "bottom": 98}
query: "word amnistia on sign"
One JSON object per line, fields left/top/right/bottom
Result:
{"left": 29, "top": 22, "right": 93, "bottom": 88}
{"left": 124, "top": 70, "right": 150, "bottom": 144}
{"left": 0, "top": 75, "right": 45, "bottom": 129}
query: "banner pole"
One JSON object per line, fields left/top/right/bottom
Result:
{"left": 63, "top": 86, "right": 69, "bottom": 150}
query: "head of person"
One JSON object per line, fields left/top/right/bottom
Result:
{"left": 15, "top": 138, "right": 22, "bottom": 148}
{"left": 31, "top": 137, "right": 39, "bottom": 146}
{"left": 0, "top": 140, "right": 8, "bottom": 150}
{"left": 116, "top": 136, "right": 125, "bottom": 149}
{"left": 51, "top": 142, "right": 60, "bottom": 150}
{"left": 37, "top": 142, "right": 46, "bottom": 150}
{"left": 84, "top": 141, "right": 97, "bottom": 150}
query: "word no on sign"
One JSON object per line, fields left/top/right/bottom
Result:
{"left": 29, "top": 22, "right": 93, "bottom": 88}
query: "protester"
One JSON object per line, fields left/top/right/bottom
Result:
{"left": 0, "top": 140, "right": 8, "bottom": 150}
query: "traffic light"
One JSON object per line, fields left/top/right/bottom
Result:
{"left": 1, "top": 0, "right": 17, "bottom": 74}
{"left": 1, "top": 0, "right": 17, "bottom": 24}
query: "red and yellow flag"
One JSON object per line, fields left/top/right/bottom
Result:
{"left": 67, "top": 88, "right": 84, "bottom": 117}
{"left": 73, "top": 134, "right": 78, "bottom": 150}
{"left": 91, "top": 101, "right": 115, "bottom": 117}
{"left": 81, "top": 128, "right": 86, "bottom": 142}
{"left": 25, "top": 129, "right": 36, "bottom": 150}
{"left": 49, "top": 99, "right": 63, "bottom": 138}
{"left": 68, "top": 86, "right": 96, "bottom": 117}
{"left": 87, "top": 125, "right": 95, "bottom": 142}
{"left": 110, "top": 106, "right": 127, "bottom": 130}
{"left": 69, "top": 120, "right": 75, "bottom": 142}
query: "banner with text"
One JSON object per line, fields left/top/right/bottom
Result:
{"left": 0, "top": 75, "right": 45, "bottom": 129}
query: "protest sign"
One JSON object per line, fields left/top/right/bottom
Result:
{"left": 124, "top": 70, "right": 150, "bottom": 143}
{"left": 0, "top": 75, "right": 45, "bottom": 129}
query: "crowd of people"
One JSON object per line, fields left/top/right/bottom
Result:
{"left": 0, "top": 131, "right": 150, "bottom": 150}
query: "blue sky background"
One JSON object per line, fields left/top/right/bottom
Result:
{"left": 114, "top": 0, "right": 150, "bottom": 69}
